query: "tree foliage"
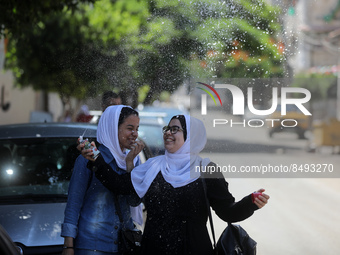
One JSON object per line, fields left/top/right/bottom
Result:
{"left": 6, "top": 11, "right": 115, "bottom": 103}
{"left": 185, "top": 0, "right": 284, "bottom": 79}
{"left": 0, "top": 0, "right": 97, "bottom": 38}
{"left": 4, "top": 0, "right": 284, "bottom": 109}
{"left": 5, "top": 0, "right": 148, "bottom": 109}
{"left": 133, "top": 0, "right": 284, "bottom": 103}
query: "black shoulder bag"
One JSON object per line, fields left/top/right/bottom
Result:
{"left": 201, "top": 177, "right": 257, "bottom": 255}
{"left": 113, "top": 195, "right": 143, "bottom": 255}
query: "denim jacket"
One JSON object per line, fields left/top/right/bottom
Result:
{"left": 61, "top": 145, "right": 140, "bottom": 253}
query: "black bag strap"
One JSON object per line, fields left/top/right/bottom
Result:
{"left": 229, "top": 223, "right": 243, "bottom": 249}
{"left": 113, "top": 194, "right": 124, "bottom": 225}
{"left": 201, "top": 162, "right": 243, "bottom": 254}
{"left": 201, "top": 173, "right": 217, "bottom": 252}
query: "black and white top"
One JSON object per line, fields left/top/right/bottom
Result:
{"left": 88, "top": 157, "right": 258, "bottom": 255}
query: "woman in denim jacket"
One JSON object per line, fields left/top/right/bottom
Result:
{"left": 61, "top": 105, "right": 142, "bottom": 255}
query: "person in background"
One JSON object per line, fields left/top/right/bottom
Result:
{"left": 93, "top": 91, "right": 122, "bottom": 124}
{"left": 61, "top": 105, "right": 142, "bottom": 255}
{"left": 59, "top": 109, "right": 73, "bottom": 123}
{"left": 81, "top": 114, "right": 270, "bottom": 255}
{"left": 101, "top": 91, "right": 122, "bottom": 111}
{"left": 76, "top": 105, "right": 93, "bottom": 123}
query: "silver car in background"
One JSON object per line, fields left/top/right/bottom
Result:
{"left": 0, "top": 123, "right": 97, "bottom": 254}
{"left": 0, "top": 123, "right": 151, "bottom": 255}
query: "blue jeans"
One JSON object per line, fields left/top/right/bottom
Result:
{"left": 75, "top": 249, "right": 120, "bottom": 255}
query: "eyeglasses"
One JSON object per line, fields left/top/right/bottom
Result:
{"left": 162, "top": 125, "right": 183, "bottom": 134}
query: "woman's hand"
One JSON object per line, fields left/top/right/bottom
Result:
{"left": 253, "top": 188, "right": 270, "bottom": 209}
{"left": 76, "top": 137, "right": 83, "bottom": 151}
{"left": 77, "top": 138, "right": 97, "bottom": 162}
{"left": 126, "top": 140, "right": 145, "bottom": 172}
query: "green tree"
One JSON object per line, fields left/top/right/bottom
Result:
{"left": 187, "top": 0, "right": 284, "bottom": 79}
{"left": 5, "top": 11, "right": 114, "bottom": 112}
{"left": 1, "top": 0, "right": 98, "bottom": 115}
{"left": 0, "top": 0, "right": 97, "bottom": 37}
{"left": 129, "top": 0, "right": 284, "bottom": 103}
{"left": 5, "top": 0, "right": 149, "bottom": 112}
{"left": 83, "top": 0, "right": 150, "bottom": 107}
{"left": 4, "top": 0, "right": 284, "bottom": 110}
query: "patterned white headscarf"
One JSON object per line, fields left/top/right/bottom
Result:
{"left": 131, "top": 115, "right": 210, "bottom": 198}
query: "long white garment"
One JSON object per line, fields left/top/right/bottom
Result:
{"left": 97, "top": 105, "right": 142, "bottom": 223}
{"left": 131, "top": 115, "right": 210, "bottom": 198}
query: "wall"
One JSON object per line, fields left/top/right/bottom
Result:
{"left": 0, "top": 70, "right": 37, "bottom": 125}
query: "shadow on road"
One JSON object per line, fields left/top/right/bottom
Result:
{"left": 203, "top": 138, "right": 302, "bottom": 153}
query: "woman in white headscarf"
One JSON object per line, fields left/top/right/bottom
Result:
{"left": 83, "top": 115, "right": 270, "bottom": 255}
{"left": 61, "top": 105, "right": 143, "bottom": 255}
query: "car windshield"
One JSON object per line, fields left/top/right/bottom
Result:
{"left": 0, "top": 138, "right": 80, "bottom": 198}
{"left": 138, "top": 124, "right": 164, "bottom": 156}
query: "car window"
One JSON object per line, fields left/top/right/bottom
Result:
{"left": 138, "top": 125, "right": 163, "bottom": 149}
{"left": 0, "top": 138, "right": 80, "bottom": 197}
{"left": 138, "top": 106, "right": 189, "bottom": 124}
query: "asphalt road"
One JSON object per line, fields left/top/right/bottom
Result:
{"left": 195, "top": 110, "right": 340, "bottom": 255}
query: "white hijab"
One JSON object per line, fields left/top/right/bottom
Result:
{"left": 131, "top": 115, "right": 210, "bottom": 198}
{"left": 97, "top": 105, "right": 139, "bottom": 170}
